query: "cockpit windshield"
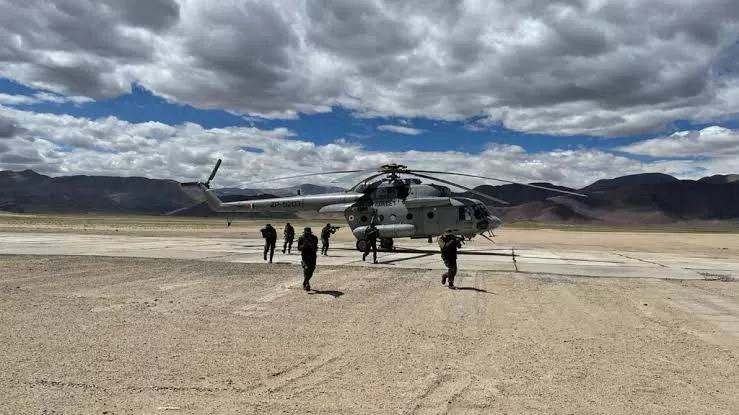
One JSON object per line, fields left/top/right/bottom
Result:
{"left": 472, "top": 205, "right": 485, "bottom": 219}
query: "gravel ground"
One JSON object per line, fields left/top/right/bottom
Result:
{"left": 1, "top": 255, "right": 737, "bottom": 414}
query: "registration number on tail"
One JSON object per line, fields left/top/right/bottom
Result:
{"left": 270, "top": 201, "right": 303, "bottom": 208}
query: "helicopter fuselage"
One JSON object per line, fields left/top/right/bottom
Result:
{"left": 345, "top": 180, "right": 501, "bottom": 242}
{"left": 181, "top": 176, "right": 501, "bottom": 248}
{"left": 180, "top": 159, "right": 586, "bottom": 251}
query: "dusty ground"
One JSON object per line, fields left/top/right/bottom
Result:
{"left": 1, "top": 254, "right": 737, "bottom": 414}
{"left": 2, "top": 213, "right": 739, "bottom": 256}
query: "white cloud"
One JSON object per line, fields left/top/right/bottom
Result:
{"left": 1, "top": 0, "right": 738, "bottom": 135}
{"left": 0, "top": 94, "right": 37, "bottom": 106}
{"left": 2, "top": 106, "right": 737, "bottom": 190}
{"left": 618, "top": 126, "right": 739, "bottom": 157}
{"left": 377, "top": 124, "right": 425, "bottom": 135}
{"left": 0, "top": 92, "right": 93, "bottom": 106}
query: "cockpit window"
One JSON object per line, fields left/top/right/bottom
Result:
{"left": 459, "top": 207, "right": 473, "bottom": 221}
{"left": 472, "top": 205, "right": 484, "bottom": 219}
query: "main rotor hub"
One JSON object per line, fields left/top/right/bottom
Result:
{"left": 378, "top": 163, "right": 409, "bottom": 174}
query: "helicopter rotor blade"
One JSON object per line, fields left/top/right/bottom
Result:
{"left": 348, "top": 172, "right": 386, "bottom": 191}
{"left": 412, "top": 170, "right": 587, "bottom": 198}
{"left": 247, "top": 169, "right": 376, "bottom": 186}
{"left": 205, "top": 158, "right": 223, "bottom": 187}
{"left": 407, "top": 172, "right": 510, "bottom": 205}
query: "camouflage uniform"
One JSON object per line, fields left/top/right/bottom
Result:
{"left": 260, "top": 224, "right": 277, "bottom": 263}
{"left": 362, "top": 224, "right": 379, "bottom": 263}
{"left": 283, "top": 223, "right": 295, "bottom": 254}
{"left": 320, "top": 224, "right": 336, "bottom": 255}
{"left": 297, "top": 228, "right": 319, "bottom": 291}
{"left": 440, "top": 233, "right": 462, "bottom": 289}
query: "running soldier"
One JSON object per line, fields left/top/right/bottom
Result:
{"left": 282, "top": 222, "right": 295, "bottom": 254}
{"left": 297, "top": 227, "right": 319, "bottom": 291}
{"left": 260, "top": 223, "right": 277, "bottom": 263}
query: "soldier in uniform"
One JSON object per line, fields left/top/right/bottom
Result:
{"left": 320, "top": 223, "right": 336, "bottom": 256}
{"left": 297, "top": 227, "right": 319, "bottom": 291}
{"left": 439, "top": 229, "right": 463, "bottom": 289}
{"left": 260, "top": 223, "right": 277, "bottom": 263}
{"left": 362, "top": 222, "right": 379, "bottom": 264}
{"left": 282, "top": 222, "right": 295, "bottom": 254}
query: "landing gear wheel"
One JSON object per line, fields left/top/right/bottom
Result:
{"left": 380, "top": 238, "right": 394, "bottom": 251}
{"left": 356, "top": 239, "right": 367, "bottom": 252}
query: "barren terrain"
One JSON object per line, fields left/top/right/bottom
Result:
{"left": 0, "top": 215, "right": 737, "bottom": 413}
{"left": 2, "top": 212, "right": 739, "bottom": 256}
{"left": 1, "top": 256, "right": 737, "bottom": 414}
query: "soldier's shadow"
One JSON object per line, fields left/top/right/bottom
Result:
{"left": 308, "top": 289, "right": 345, "bottom": 298}
{"left": 454, "top": 287, "right": 495, "bottom": 294}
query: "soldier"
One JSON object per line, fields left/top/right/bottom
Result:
{"left": 320, "top": 223, "right": 336, "bottom": 256}
{"left": 282, "top": 222, "right": 295, "bottom": 254}
{"left": 297, "top": 227, "right": 319, "bottom": 291}
{"left": 439, "top": 229, "right": 463, "bottom": 289}
{"left": 362, "top": 222, "right": 379, "bottom": 264}
{"left": 260, "top": 223, "right": 277, "bottom": 263}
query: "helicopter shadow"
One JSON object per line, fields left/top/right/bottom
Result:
{"left": 380, "top": 252, "right": 436, "bottom": 265}
{"left": 308, "top": 289, "right": 344, "bottom": 298}
{"left": 336, "top": 246, "right": 514, "bottom": 257}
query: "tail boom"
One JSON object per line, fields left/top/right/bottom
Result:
{"left": 180, "top": 182, "right": 363, "bottom": 213}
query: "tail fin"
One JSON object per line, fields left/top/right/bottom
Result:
{"left": 179, "top": 159, "right": 225, "bottom": 211}
{"left": 180, "top": 182, "right": 224, "bottom": 211}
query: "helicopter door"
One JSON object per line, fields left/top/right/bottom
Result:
{"left": 422, "top": 207, "right": 441, "bottom": 236}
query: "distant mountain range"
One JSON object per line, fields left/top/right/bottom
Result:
{"left": 2, "top": 169, "right": 739, "bottom": 224}
{"left": 468, "top": 173, "right": 739, "bottom": 224}
{"left": 0, "top": 169, "right": 340, "bottom": 219}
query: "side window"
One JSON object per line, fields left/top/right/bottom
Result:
{"left": 406, "top": 213, "right": 414, "bottom": 220}
{"left": 458, "top": 207, "right": 465, "bottom": 220}
{"left": 427, "top": 211, "right": 435, "bottom": 220}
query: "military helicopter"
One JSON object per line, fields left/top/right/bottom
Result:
{"left": 181, "top": 160, "right": 586, "bottom": 251}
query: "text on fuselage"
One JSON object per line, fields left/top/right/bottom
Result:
{"left": 270, "top": 201, "right": 303, "bottom": 208}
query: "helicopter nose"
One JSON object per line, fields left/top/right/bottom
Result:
{"left": 487, "top": 215, "right": 502, "bottom": 230}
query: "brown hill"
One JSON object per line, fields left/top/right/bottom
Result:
{"left": 474, "top": 173, "right": 739, "bottom": 224}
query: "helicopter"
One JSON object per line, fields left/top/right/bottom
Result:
{"left": 180, "top": 160, "right": 586, "bottom": 251}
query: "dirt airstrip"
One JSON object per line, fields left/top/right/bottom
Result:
{"left": 0, "top": 216, "right": 737, "bottom": 413}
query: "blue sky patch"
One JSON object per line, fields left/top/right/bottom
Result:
{"left": 0, "top": 77, "right": 726, "bottom": 160}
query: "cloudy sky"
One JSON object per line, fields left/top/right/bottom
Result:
{"left": 1, "top": 0, "right": 739, "bottom": 189}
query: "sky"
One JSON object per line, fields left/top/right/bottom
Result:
{"left": 1, "top": 0, "right": 739, "bottom": 189}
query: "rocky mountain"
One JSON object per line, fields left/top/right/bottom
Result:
{"left": 474, "top": 173, "right": 739, "bottom": 225}
{"left": 0, "top": 169, "right": 341, "bottom": 217}
{"left": 2, "top": 169, "right": 739, "bottom": 224}
{"left": 0, "top": 169, "right": 191, "bottom": 214}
